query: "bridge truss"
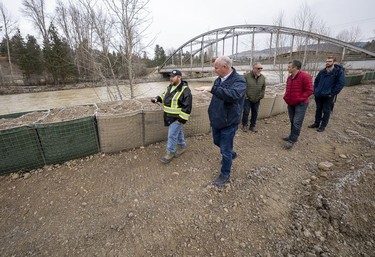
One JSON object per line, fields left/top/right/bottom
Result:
{"left": 159, "top": 24, "right": 375, "bottom": 73}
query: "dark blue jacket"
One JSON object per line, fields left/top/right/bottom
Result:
{"left": 314, "top": 64, "right": 345, "bottom": 97}
{"left": 208, "top": 68, "right": 246, "bottom": 129}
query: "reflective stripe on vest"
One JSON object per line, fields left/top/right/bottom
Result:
{"left": 160, "top": 87, "right": 168, "bottom": 102}
{"left": 163, "top": 86, "right": 190, "bottom": 120}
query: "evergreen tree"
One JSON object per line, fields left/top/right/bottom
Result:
{"left": 0, "top": 37, "right": 8, "bottom": 56}
{"left": 43, "top": 24, "right": 78, "bottom": 84}
{"left": 20, "top": 35, "right": 43, "bottom": 79}
{"left": 9, "top": 29, "right": 26, "bottom": 66}
{"left": 153, "top": 44, "right": 166, "bottom": 67}
{"left": 364, "top": 40, "right": 375, "bottom": 52}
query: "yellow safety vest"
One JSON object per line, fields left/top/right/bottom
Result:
{"left": 161, "top": 85, "right": 190, "bottom": 121}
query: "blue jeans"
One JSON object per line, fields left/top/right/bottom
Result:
{"left": 242, "top": 99, "right": 260, "bottom": 128}
{"left": 314, "top": 96, "right": 334, "bottom": 128}
{"left": 167, "top": 121, "right": 185, "bottom": 153}
{"left": 211, "top": 124, "right": 238, "bottom": 177}
{"left": 287, "top": 102, "right": 308, "bottom": 142}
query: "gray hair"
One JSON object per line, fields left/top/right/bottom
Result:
{"left": 216, "top": 56, "right": 232, "bottom": 67}
{"left": 252, "top": 62, "right": 262, "bottom": 68}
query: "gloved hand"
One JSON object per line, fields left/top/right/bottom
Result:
{"left": 151, "top": 98, "right": 157, "bottom": 103}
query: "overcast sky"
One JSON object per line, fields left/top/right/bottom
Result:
{"left": 3, "top": 0, "right": 375, "bottom": 54}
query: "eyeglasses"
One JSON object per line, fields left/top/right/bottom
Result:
{"left": 256, "top": 67, "right": 263, "bottom": 70}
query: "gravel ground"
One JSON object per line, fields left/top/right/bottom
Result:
{"left": 0, "top": 83, "right": 374, "bottom": 257}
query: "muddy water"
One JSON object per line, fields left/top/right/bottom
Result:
{"left": 0, "top": 81, "right": 213, "bottom": 115}
{"left": 0, "top": 70, "right": 286, "bottom": 116}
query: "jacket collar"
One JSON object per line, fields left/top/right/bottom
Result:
{"left": 168, "top": 80, "right": 187, "bottom": 91}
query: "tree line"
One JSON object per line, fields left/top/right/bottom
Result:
{"left": 0, "top": 0, "right": 170, "bottom": 100}
{"left": 1, "top": 0, "right": 374, "bottom": 99}
{"left": 0, "top": 28, "right": 168, "bottom": 85}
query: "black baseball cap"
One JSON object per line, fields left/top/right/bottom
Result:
{"left": 170, "top": 70, "right": 182, "bottom": 77}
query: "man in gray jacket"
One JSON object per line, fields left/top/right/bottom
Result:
{"left": 241, "top": 62, "right": 266, "bottom": 132}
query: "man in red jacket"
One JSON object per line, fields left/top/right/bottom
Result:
{"left": 283, "top": 60, "right": 313, "bottom": 149}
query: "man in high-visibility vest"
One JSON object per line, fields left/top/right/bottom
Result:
{"left": 151, "top": 70, "right": 193, "bottom": 164}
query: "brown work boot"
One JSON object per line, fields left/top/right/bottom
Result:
{"left": 160, "top": 151, "right": 175, "bottom": 164}
{"left": 175, "top": 146, "right": 186, "bottom": 158}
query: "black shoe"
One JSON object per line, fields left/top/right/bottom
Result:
{"left": 213, "top": 174, "right": 230, "bottom": 187}
{"left": 317, "top": 127, "right": 325, "bottom": 132}
{"left": 308, "top": 123, "right": 319, "bottom": 128}
{"left": 282, "top": 136, "right": 290, "bottom": 141}
{"left": 284, "top": 140, "right": 294, "bottom": 149}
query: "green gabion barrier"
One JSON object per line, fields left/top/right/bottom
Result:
{"left": 0, "top": 126, "right": 45, "bottom": 174}
{"left": 363, "top": 71, "right": 373, "bottom": 81}
{"left": 0, "top": 111, "right": 32, "bottom": 119}
{"left": 344, "top": 74, "right": 363, "bottom": 87}
{"left": 35, "top": 116, "right": 99, "bottom": 165}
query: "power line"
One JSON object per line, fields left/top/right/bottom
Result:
{"left": 332, "top": 17, "right": 375, "bottom": 27}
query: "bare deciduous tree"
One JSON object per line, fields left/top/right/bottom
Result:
{"left": 56, "top": 0, "right": 95, "bottom": 79}
{"left": 21, "top": 0, "right": 50, "bottom": 44}
{"left": 292, "top": 1, "right": 330, "bottom": 72}
{"left": 0, "top": 2, "right": 17, "bottom": 83}
{"left": 104, "top": 0, "right": 152, "bottom": 99}
{"left": 55, "top": 0, "right": 153, "bottom": 100}
{"left": 336, "top": 27, "right": 362, "bottom": 43}
{"left": 84, "top": 0, "right": 124, "bottom": 100}
{"left": 56, "top": 0, "right": 124, "bottom": 101}
{"left": 272, "top": 11, "right": 288, "bottom": 82}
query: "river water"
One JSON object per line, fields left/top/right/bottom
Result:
{"left": 0, "top": 70, "right": 289, "bottom": 115}
{"left": 0, "top": 81, "right": 213, "bottom": 115}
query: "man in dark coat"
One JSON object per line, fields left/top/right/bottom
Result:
{"left": 308, "top": 56, "right": 345, "bottom": 132}
{"left": 196, "top": 56, "right": 246, "bottom": 186}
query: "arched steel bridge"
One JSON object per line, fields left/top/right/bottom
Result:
{"left": 158, "top": 24, "right": 375, "bottom": 74}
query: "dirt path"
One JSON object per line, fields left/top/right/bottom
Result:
{"left": 0, "top": 83, "right": 374, "bottom": 257}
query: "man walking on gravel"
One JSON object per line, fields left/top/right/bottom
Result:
{"left": 151, "top": 70, "right": 193, "bottom": 164}
{"left": 196, "top": 56, "right": 246, "bottom": 186}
